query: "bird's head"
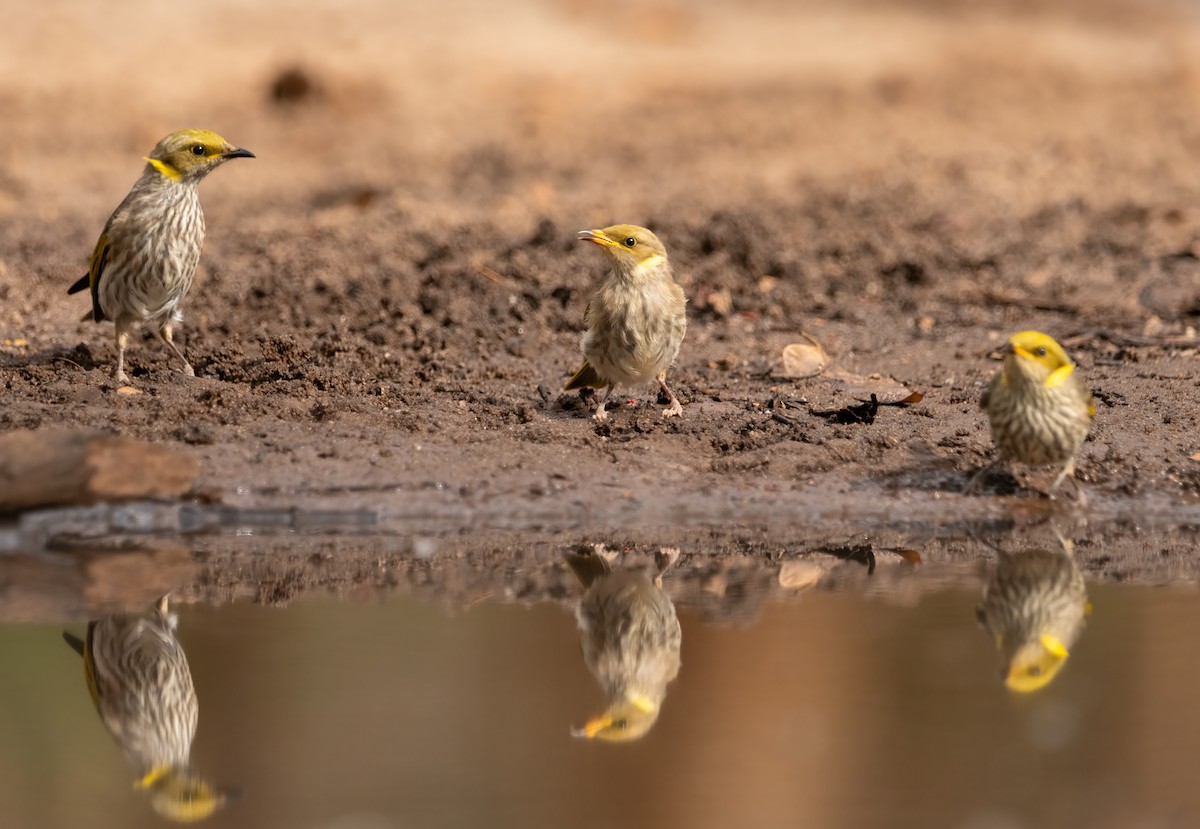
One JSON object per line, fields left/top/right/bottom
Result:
{"left": 1004, "top": 633, "right": 1070, "bottom": 693}
{"left": 143, "top": 129, "right": 255, "bottom": 183}
{"left": 1003, "top": 330, "right": 1075, "bottom": 388}
{"left": 571, "top": 690, "right": 662, "bottom": 743}
{"left": 137, "top": 765, "right": 241, "bottom": 822}
{"left": 578, "top": 224, "right": 668, "bottom": 275}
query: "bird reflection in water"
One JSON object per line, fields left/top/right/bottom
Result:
{"left": 976, "top": 539, "right": 1090, "bottom": 692}
{"left": 63, "top": 594, "right": 237, "bottom": 822}
{"left": 564, "top": 545, "right": 682, "bottom": 742}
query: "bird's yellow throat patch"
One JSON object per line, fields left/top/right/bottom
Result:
{"left": 143, "top": 157, "right": 183, "bottom": 181}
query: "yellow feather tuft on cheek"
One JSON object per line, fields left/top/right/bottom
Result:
{"left": 1043, "top": 363, "right": 1075, "bottom": 389}
{"left": 143, "top": 157, "right": 182, "bottom": 181}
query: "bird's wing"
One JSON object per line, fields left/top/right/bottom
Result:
{"left": 84, "top": 234, "right": 111, "bottom": 322}
{"left": 68, "top": 233, "right": 111, "bottom": 322}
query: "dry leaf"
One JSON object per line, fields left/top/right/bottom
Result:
{"left": 780, "top": 338, "right": 828, "bottom": 378}
{"left": 779, "top": 559, "right": 825, "bottom": 589}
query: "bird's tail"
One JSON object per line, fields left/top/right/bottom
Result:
{"left": 564, "top": 361, "right": 604, "bottom": 391}
{"left": 62, "top": 631, "right": 85, "bottom": 657}
{"left": 66, "top": 273, "right": 89, "bottom": 295}
{"left": 68, "top": 274, "right": 105, "bottom": 322}
{"left": 563, "top": 549, "right": 613, "bottom": 588}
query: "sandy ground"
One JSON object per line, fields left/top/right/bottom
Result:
{"left": 1, "top": 0, "right": 1199, "bottom": 587}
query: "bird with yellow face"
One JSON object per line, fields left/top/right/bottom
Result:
{"left": 68, "top": 129, "right": 254, "bottom": 384}
{"left": 564, "top": 224, "right": 688, "bottom": 423}
{"left": 976, "top": 330, "right": 1095, "bottom": 492}
{"left": 976, "top": 544, "right": 1089, "bottom": 693}
{"left": 564, "top": 546, "right": 682, "bottom": 742}
{"left": 63, "top": 595, "right": 237, "bottom": 822}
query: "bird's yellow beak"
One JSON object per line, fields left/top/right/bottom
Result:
{"left": 573, "top": 714, "right": 612, "bottom": 740}
{"left": 578, "top": 229, "right": 617, "bottom": 248}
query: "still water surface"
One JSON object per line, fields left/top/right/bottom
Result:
{"left": 1, "top": 562, "right": 1198, "bottom": 829}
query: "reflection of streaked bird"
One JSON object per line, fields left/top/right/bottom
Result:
{"left": 976, "top": 547, "right": 1089, "bottom": 693}
{"left": 564, "top": 547, "right": 682, "bottom": 742}
{"left": 63, "top": 595, "right": 235, "bottom": 822}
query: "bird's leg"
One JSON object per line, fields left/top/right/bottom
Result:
{"left": 657, "top": 373, "right": 683, "bottom": 419}
{"left": 114, "top": 319, "right": 131, "bottom": 385}
{"left": 1050, "top": 459, "right": 1088, "bottom": 505}
{"left": 593, "top": 385, "right": 614, "bottom": 424}
{"left": 1050, "top": 458, "right": 1076, "bottom": 491}
{"left": 654, "top": 547, "right": 681, "bottom": 588}
{"left": 159, "top": 321, "right": 195, "bottom": 377}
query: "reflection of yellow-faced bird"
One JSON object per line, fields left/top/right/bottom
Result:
{"left": 67, "top": 129, "right": 254, "bottom": 384}
{"left": 976, "top": 548, "right": 1089, "bottom": 693}
{"left": 564, "top": 224, "right": 688, "bottom": 424}
{"left": 564, "top": 548, "right": 682, "bottom": 741}
{"left": 979, "top": 330, "right": 1095, "bottom": 490}
{"left": 63, "top": 595, "right": 235, "bottom": 822}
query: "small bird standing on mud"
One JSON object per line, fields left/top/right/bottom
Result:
{"left": 564, "top": 546, "right": 682, "bottom": 742}
{"left": 976, "top": 330, "right": 1095, "bottom": 492}
{"left": 976, "top": 543, "right": 1089, "bottom": 693}
{"left": 68, "top": 129, "right": 254, "bottom": 384}
{"left": 63, "top": 595, "right": 236, "bottom": 821}
{"left": 564, "top": 224, "right": 687, "bottom": 423}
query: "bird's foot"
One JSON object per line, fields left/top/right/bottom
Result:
{"left": 661, "top": 398, "right": 683, "bottom": 419}
{"left": 593, "top": 406, "right": 609, "bottom": 424}
{"left": 181, "top": 362, "right": 195, "bottom": 377}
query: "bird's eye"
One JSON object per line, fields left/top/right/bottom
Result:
{"left": 623, "top": 237, "right": 636, "bottom": 247}
{"left": 191, "top": 145, "right": 206, "bottom": 156}
{"left": 614, "top": 719, "right": 629, "bottom": 729}
{"left": 1035, "top": 346, "right": 1047, "bottom": 357}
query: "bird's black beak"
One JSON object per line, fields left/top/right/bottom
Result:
{"left": 221, "top": 147, "right": 256, "bottom": 160}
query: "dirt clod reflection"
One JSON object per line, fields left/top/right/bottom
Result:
{"left": 62, "top": 594, "right": 238, "bottom": 822}
{"left": 564, "top": 545, "right": 682, "bottom": 742}
{"left": 976, "top": 542, "right": 1089, "bottom": 693}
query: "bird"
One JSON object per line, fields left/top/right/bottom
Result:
{"left": 564, "top": 546, "right": 682, "bottom": 742}
{"left": 976, "top": 330, "right": 1095, "bottom": 492}
{"left": 63, "top": 595, "right": 236, "bottom": 822}
{"left": 564, "top": 224, "right": 687, "bottom": 423}
{"left": 68, "top": 129, "right": 255, "bottom": 384}
{"left": 976, "top": 544, "right": 1089, "bottom": 693}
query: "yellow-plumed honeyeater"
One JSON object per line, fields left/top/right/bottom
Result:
{"left": 976, "top": 547, "right": 1089, "bottom": 693}
{"left": 979, "top": 330, "right": 1095, "bottom": 490}
{"left": 564, "top": 547, "right": 682, "bottom": 742}
{"left": 68, "top": 129, "right": 254, "bottom": 384}
{"left": 63, "top": 595, "right": 237, "bottom": 822}
{"left": 564, "top": 225, "right": 687, "bottom": 423}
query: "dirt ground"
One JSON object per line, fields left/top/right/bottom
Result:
{"left": 2, "top": 0, "right": 1199, "bottom": 587}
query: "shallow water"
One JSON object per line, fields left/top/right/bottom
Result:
{"left": 3, "top": 548, "right": 1200, "bottom": 829}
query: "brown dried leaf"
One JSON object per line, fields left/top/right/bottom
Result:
{"left": 779, "top": 559, "right": 825, "bottom": 589}
{"left": 895, "top": 549, "right": 923, "bottom": 565}
{"left": 780, "top": 339, "right": 828, "bottom": 378}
